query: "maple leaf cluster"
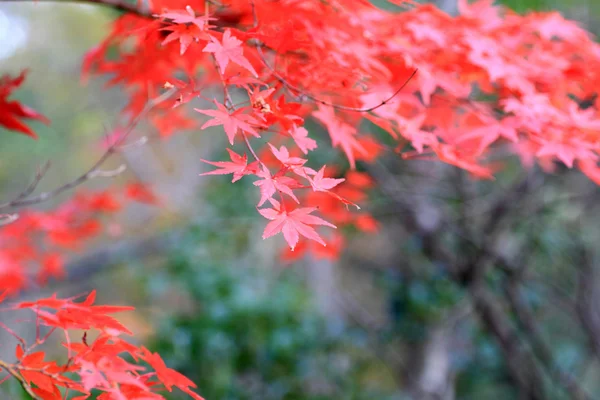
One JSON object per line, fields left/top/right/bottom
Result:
{"left": 80, "top": 0, "right": 600, "bottom": 253}
{"left": 0, "top": 291, "right": 204, "bottom": 400}
{"left": 1, "top": 0, "right": 600, "bottom": 398}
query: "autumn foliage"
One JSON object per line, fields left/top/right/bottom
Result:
{"left": 1, "top": 0, "right": 600, "bottom": 398}
{"left": 0, "top": 291, "right": 204, "bottom": 399}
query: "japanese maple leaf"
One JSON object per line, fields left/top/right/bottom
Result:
{"left": 258, "top": 200, "right": 336, "bottom": 250}
{"left": 253, "top": 165, "right": 301, "bottom": 206}
{"left": 309, "top": 166, "right": 359, "bottom": 208}
{"left": 455, "top": 116, "right": 519, "bottom": 155}
{"left": 158, "top": 6, "right": 215, "bottom": 30}
{"left": 289, "top": 125, "right": 317, "bottom": 154}
{"left": 200, "top": 148, "right": 259, "bottom": 182}
{"left": 159, "top": 7, "right": 215, "bottom": 55}
{"left": 17, "top": 291, "right": 135, "bottom": 335}
{"left": 535, "top": 140, "right": 595, "bottom": 169}
{"left": 38, "top": 253, "right": 65, "bottom": 284}
{"left": 202, "top": 30, "right": 258, "bottom": 77}
{"left": 531, "top": 11, "right": 589, "bottom": 42}
{"left": 309, "top": 166, "right": 345, "bottom": 192}
{"left": 0, "top": 71, "right": 49, "bottom": 138}
{"left": 162, "top": 24, "right": 211, "bottom": 55}
{"left": 195, "top": 101, "right": 262, "bottom": 145}
{"left": 432, "top": 144, "right": 495, "bottom": 179}
{"left": 312, "top": 105, "right": 367, "bottom": 168}
{"left": 0, "top": 254, "right": 28, "bottom": 296}
{"left": 265, "top": 96, "right": 305, "bottom": 132}
{"left": 268, "top": 144, "right": 307, "bottom": 173}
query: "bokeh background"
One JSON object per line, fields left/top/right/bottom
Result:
{"left": 1, "top": 0, "right": 600, "bottom": 399}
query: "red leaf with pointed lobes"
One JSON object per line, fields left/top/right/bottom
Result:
{"left": 309, "top": 166, "right": 345, "bottom": 192}
{"left": 159, "top": 7, "right": 216, "bottom": 55}
{"left": 268, "top": 144, "right": 307, "bottom": 171}
{"left": 203, "top": 30, "right": 258, "bottom": 77}
{"left": 140, "top": 347, "right": 205, "bottom": 399}
{"left": 289, "top": 125, "right": 317, "bottom": 155}
{"left": 195, "top": 100, "right": 262, "bottom": 145}
{"left": 258, "top": 199, "right": 336, "bottom": 251}
{"left": 158, "top": 6, "right": 216, "bottom": 30}
{"left": 162, "top": 25, "right": 208, "bottom": 55}
{"left": 253, "top": 165, "right": 302, "bottom": 206}
{"left": 0, "top": 71, "right": 49, "bottom": 138}
{"left": 200, "top": 148, "right": 259, "bottom": 182}
{"left": 312, "top": 105, "right": 367, "bottom": 169}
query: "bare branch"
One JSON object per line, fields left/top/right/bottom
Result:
{"left": 504, "top": 277, "right": 592, "bottom": 400}
{"left": 0, "top": 214, "right": 19, "bottom": 226}
{"left": 575, "top": 235, "right": 600, "bottom": 360}
{"left": 0, "top": 0, "right": 151, "bottom": 17}
{"left": 469, "top": 283, "right": 547, "bottom": 400}
{"left": 0, "top": 88, "right": 175, "bottom": 213}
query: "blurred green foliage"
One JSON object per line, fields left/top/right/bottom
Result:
{"left": 143, "top": 243, "right": 401, "bottom": 399}
{"left": 147, "top": 258, "right": 397, "bottom": 400}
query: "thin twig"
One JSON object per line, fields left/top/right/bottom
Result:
{"left": 248, "top": 0, "right": 417, "bottom": 114}
{"left": 0, "top": 0, "right": 151, "bottom": 17}
{"left": 0, "top": 360, "right": 42, "bottom": 400}
{"left": 469, "top": 283, "right": 547, "bottom": 400}
{"left": 504, "top": 278, "right": 592, "bottom": 400}
{"left": 0, "top": 88, "right": 175, "bottom": 212}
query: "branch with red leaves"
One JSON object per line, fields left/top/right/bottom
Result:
{"left": 0, "top": 86, "right": 174, "bottom": 220}
{"left": 2, "top": 0, "right": 600, "bottom": 398}
{"left": 0, "top": 291, "right": 204, "bottom": 399}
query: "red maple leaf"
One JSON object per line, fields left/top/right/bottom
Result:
{"left": 195, "top": 101, "right": 262, "bottom": 145}
{"left": 159, "top": 7, "right": 216, "bottom": 55}
{"left": 140, "top": 347, "right": 205, "bottom": 400}
{"left": 258, "top": 199, "right": 336, "bottom": 250}
{"left": 309, "top": 166, "right": 345, "bottom": 192}
{"left": 289, "top": 125, "right": 317, "bottom": 155}
{"left": 312, "top": 105, "right": 367, "bottom": 169}
{"left": 0, "top": 71, "right": 49, "bottom": 138}
{"left": 253, "top": 165, "right": 302, "bottom": 206}
{"left": 200, "top": 148, "right": 259, "bottom": 182}
{"left": 202, "top": 30, "right": 258, "bottom": 77}
{"left": 159, "top": 6, "right": 215, "bottom": 29}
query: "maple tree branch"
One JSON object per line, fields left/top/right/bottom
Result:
{"left": 0, "top": 88, "right": 175, "bottom": 214}
{"left": 503, "top": 276, "right": 592, "bottom": 400}
{"left": 574, "top": 235, "right": 600, "bottom": 361}
{"left": 255, "top": 42, "right": 418, "bottom": 113}
{"left": 456, "top": 172, "right": 536, "bottom": 285}
{"left": 453, "top": 174, "right": 595, "bottom": 399}
{"left": 468, "top": 283, "right": 547, "bottom": 400}
{"left": 372, "top": 163, "right": 559, "bottom": 398}
{"left": 0, "top": 0, "right": 151, "bottom": 17}
{"left": 248, "top": 0, "right": 417, "bottom": 114}
{"left": 0, "top": 360, "right": 42, "bottom": 400}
